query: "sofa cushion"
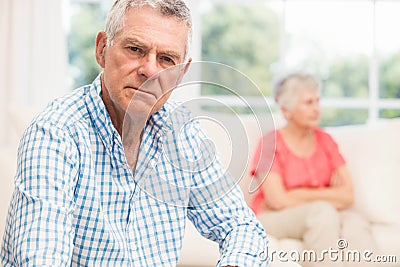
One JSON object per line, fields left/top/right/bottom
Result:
{"left": 372, "top": 223, "right": 400, "bottom": 259}
{"left": 327, "top": 119, "right": 400, "bottom": 224}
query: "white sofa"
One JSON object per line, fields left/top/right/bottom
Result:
{"left": 177, "top": 115, "right": 400, "bottom": 267}
{"left": 1, "top": 113, "right": 400, "bottom": 267}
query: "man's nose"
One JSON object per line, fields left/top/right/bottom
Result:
{"left": 137, "top": 53, "right": 160, "bottom": 79}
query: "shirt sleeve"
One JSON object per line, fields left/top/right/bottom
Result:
{"left": 1, "top": 120, "right": 78, "bottom": 266}
{"left": 186, "top": 120, "right": 269, "bottom": 267}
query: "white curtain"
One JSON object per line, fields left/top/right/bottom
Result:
{"left": 0, "top": 0, "right": 69, "bottom": 146}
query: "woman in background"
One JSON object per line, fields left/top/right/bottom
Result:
{"left": 250, "top": 72, "right": 377, "bottom": 267}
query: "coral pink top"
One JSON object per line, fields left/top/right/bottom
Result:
{"left": 250, "top": 128, "right": 345, "bottom": 214}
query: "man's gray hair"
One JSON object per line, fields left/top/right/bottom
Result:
{"left": 105, "top": 0, "right": 192, "bottom": 58}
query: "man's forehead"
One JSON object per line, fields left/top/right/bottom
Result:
{"left": 120, "top": 8, "right": 188, "bottom": 56}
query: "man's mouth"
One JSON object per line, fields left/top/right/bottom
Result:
{"left": 126, "top": 86, "right": 157, "bottom": 99}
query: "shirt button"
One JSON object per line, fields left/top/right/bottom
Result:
{"left": 129, "top": 241, "right": 137, "bottom": 251}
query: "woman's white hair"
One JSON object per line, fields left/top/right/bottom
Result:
{"left": 104, "top": 0, "right": 192, "bottom": 58}
{"left": 273, "top": 72, "right": 320, "bottom": 110}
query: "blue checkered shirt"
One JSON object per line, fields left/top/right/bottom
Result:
{"left": 1, "top": 74, "right": 269, "bottom": 266}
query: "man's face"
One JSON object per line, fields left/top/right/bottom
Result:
{"left": 96, "top": 5, "right": 191, "bottom": 121}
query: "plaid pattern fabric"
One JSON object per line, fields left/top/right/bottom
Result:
{"left": 1, "top": 74, "right": 269, "bottom": 266}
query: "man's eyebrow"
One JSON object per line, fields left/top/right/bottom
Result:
{"left": 123, "top": 37, "right": 145, "bottom": 46}
{"left": 160, "top": 50, "right": 182, "bottom": 61}
{"left": 122, "top": 38, "right": 183, "bottom": 61}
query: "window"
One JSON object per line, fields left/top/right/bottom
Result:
{"left": 200, "top": 1, "right": 280, "bottom": 97}
{"left": 67, "top": 0, "right": 112, "bottom": 89}
{"left": 282, "top": 1, "right": 372, "bottom": 126}
{"left": 376, "top": 1, "right": 400, "bottom": 118}
{"left": 66, "top": 0, "right": 400, "bottom": 126}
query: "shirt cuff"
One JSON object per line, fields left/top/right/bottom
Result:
{"left": 217, "top": 250, "right": 270, "bottom": 267}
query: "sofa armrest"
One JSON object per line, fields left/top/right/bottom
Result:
{"left": 0, "top": 145, "right": 17, "bottom": 241}
{"left": 178, "top": 220, "right": 219, "bottom": 267}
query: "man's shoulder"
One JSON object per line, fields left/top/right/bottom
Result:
{"left": 33, "top": 86, "right": 90, "bottom": 130}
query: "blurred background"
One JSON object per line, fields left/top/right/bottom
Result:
{"left": 1, "top": 0, "right": 400, "bottom": 147}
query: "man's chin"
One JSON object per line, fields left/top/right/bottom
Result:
{"left": 124, "top": 96, "right": 169, "bottom": 119}
{"left": 125, "top": 104, "right": 154, "bottom": 120}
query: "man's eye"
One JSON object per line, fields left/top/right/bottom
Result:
{"left": 160, "top": 56, "right": 175, "bottom": 65}
{"left": 128, "top": 46, "right": 142, "bottom": 53}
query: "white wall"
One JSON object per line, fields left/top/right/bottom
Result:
{"left": 0, "top": 0, "right": 69, "bottom": 147}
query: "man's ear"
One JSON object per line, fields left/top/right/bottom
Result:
{"left": 176, "top": 57, "right": 192, "bottom": 84}
{"left": 183, "top": 57, "right": 192, "bottom": 75}
{"left": 95, "top": 31, "right": 107, "bottom": 68}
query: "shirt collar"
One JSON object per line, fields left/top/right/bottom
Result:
{"left": 148, "top": 103, "right": 174, "bottom": 136}
{"left": 85, "top": 73, "right": 118, "bottom": 150}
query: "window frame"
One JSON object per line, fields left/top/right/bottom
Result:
{"left": 68, "top": 0, "right": 400, "bottom": 125}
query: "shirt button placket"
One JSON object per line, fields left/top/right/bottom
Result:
{"left": 126, "top": 194, "right": 139, "bottom": 266}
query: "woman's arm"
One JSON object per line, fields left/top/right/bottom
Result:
{"left": 258, "top": 171, "right": 307, "bottom": 210}
{"left": 290, "top": 166, "right": 354, "bottom": 210}
{"left": 259, "top": 166, "right": 354, "bottom": 211}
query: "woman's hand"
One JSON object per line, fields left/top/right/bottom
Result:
{"left": 330, "top": 171, "right": 343, "bottom": 187}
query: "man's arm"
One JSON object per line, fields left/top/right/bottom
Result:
{"left": 187, "top": 177, "right": 269, "bottom": 267}
{"left": 1, "top": 121, "right": 77, "bottom": 266}
{"left": 182, "top": 119, "right": 268, "bottom": 267}
{"left": 163, "top": 108, "right": 268, "bottom": 267}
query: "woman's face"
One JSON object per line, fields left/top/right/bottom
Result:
{"left": 284, "top": 85, "right": 321, "bottom": 129}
